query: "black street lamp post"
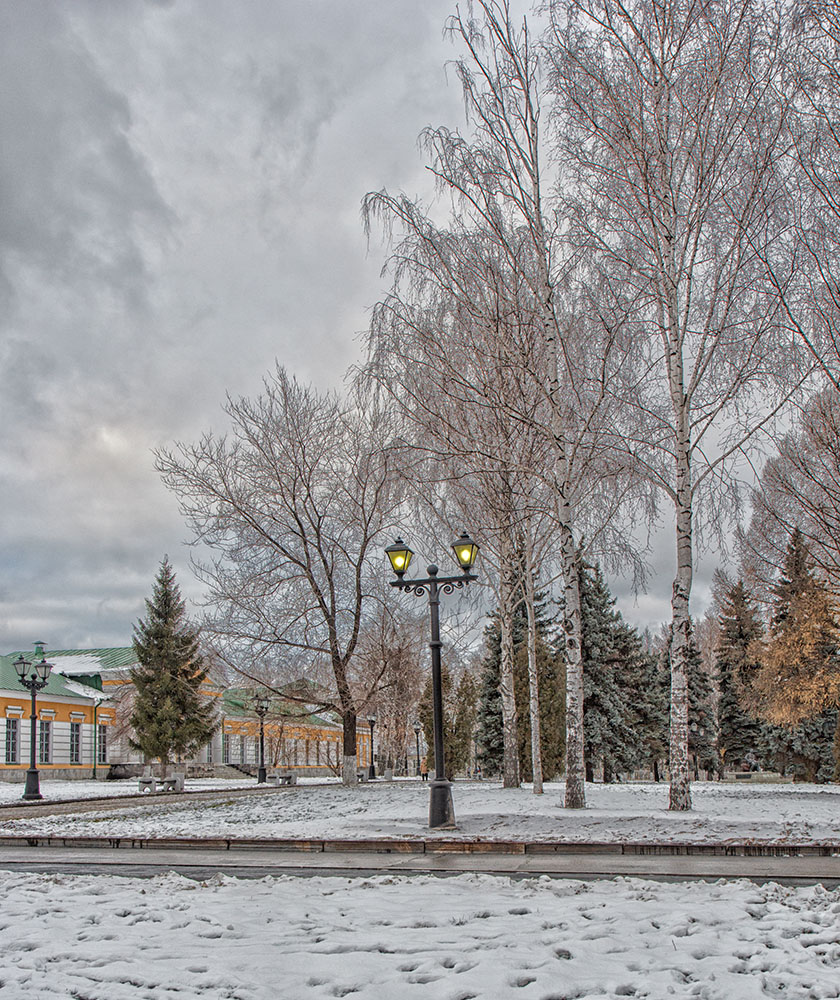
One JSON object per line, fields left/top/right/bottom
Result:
{"left": 367, "top": 715, "right": 377, "bottom": 780}
{"left": 385, "top": 533, "right": 479, "bottom": 829}
{"left": 13, "top": 642, "right": 53, "bottom": 802}
{"left": 413, "top": 721, "right": 421, "bottom": 777}
{"left": 253, "top": 693, "right": 270, "bottom": 783}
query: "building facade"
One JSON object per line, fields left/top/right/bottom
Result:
{"left": 1, "top": 647, "right": 371, "bottom": 780}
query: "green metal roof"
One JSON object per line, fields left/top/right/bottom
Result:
{"left": 0, "top": 654, "right": 103, "bottom": 700}
{"left": 3, "top": 647, "right": 138, "bottom": 671}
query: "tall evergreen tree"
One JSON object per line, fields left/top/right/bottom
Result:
{"left": 579, "top": 563, "right": 661, "bottom": 781}
{"left": 475, "top": 619, "right": 505, "bottom": 777}
{"left": 130, "top": 558, "right": 217, "bottom": 776}
{"left": 715, "top": 581, "right": 765, "bottom": 773}
{"left": 686, "top": 632, "right": 717, "bottom": 779}
{"left": 475, "top": 596, "right": 565, "bottom": 782}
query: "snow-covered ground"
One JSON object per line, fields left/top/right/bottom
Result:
{"left": 3, "top": 869, "right": 840, "bottom": 999}
{"left": 3, "top": 781, "right": 840, "bottom": 997}
{"left": 0, "top": 776, "right": 336, "bottom": 805}
{"left": 4, "top": 779, "right": 840, "bottom": 845}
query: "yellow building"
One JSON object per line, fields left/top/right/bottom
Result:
{"left": 1, "top": 647, "right": 371, "bottom": 780}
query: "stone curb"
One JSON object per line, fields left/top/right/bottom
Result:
{"left": 0, "top": 834, "right": 837, "bottom": 858}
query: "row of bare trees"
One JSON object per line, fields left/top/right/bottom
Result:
{"left": 156, "top": 0, "right": 840, "bottom": 807}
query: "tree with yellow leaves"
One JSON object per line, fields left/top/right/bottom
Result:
{"left": 754, "top": 530, "right": 840, "bottom": 781}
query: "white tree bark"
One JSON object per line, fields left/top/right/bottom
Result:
{"left": 522, "top": 532, "right": 544, "bottom": 794}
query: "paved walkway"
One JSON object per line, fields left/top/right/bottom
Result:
{"left": 2, "top": 842, "right": 839, "bottom": 886}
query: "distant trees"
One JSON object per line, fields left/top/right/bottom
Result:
{"left": 752, "top": 531, "right": 840, "bottom": 778}
{"left": 418, "top": 664, "right": 477, "bottom": 780}
{"left": 156, "top": 366, "right": 403, "bottom": 784}
{"left": 130, "top": 558, "right": 216, "bottom": 776}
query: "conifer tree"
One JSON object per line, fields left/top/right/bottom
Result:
{"left": 715, "top": 580, "right": 765, "bottom": 773}
{"left": 476, "top": 597, "right": 565, "bottom": 782}
{"left": 474, "top": 622, "right": 505, "bottom": 777}
{"left": 686, "top": 633, "right": 717, "bottom": 779}
{"left": 130, "top": 558, "right": 216, "bottom": 776}
{"left": 579, "top": 563, "right": 653, "bottom": 781}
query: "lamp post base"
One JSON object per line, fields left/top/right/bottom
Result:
{"left": 257, "top": 766, "right": 267, "bottom": 784}
{"left": 428, "top": 777, "right": 456, "bottom": 829}
{"left": 22, "top": 768, "right": 43, "bottom": 801}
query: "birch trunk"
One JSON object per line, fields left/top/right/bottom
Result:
{"left": 560, "top": 517, "right": 585, "bottom": 807}
{"left": 669, "top": 440, "right": 693, "bottom": 810}
{"left": 499, "top": 549, "right": 521, "bottom": 788}
{"left": 523, "top": 544, "right": 544, "bottom": 794}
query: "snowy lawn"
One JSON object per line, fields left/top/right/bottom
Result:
{"left": 2, "top": 869, "right": 840, "bottom": 999}
{"left": 3, "top": 780, "right": 840, "bottom": 845}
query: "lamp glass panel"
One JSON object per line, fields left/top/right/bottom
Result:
{"left": 385, "top": 538, "right": 414, "bottom": 576}
{"left": 452, "top": 534, "right": 479, "bottom": 570}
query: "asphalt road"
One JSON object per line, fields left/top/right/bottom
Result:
{"left": 2, "top": 844, "right": 839, "bottom": 886}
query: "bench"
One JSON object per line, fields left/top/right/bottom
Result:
{"left": 267, "top": 773, "right": 297, "bottom": 786}
{"left": 138, "top": 769, "right": 185, "bottom": 793}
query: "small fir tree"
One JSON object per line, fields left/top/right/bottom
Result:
{"left": 130, "top": 558, "right": 217, "bottom": 776}
{"left": 476, "top": 595, "right": 565, "bottom": 782}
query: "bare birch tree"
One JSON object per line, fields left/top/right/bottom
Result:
{"left": 156, "top": 366, "right": 402, "bottom": 785}
{"left": 757, "top": 2, "right": 840, "bottom": 389}
{"left": 545, "top": 0, "right": 805, "bottom": 809}
{"left": 363, "top": 0, "right": 647, "bottom": 808}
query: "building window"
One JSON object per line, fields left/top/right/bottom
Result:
{"left": 222, "top": 732, "right": 230, "bottom": 764}
{"left": 70, "top": 722, "right": 81, "bottom": 764}
{"left": 97, "top": 724, "right": 108, "bottom": 765}
{"left": 239, "top": 735, "right": 246, "bottom": 763}
{"left": 5, "top": 719, "right": 19, "bottom": 764}
{"left": 39, "top": 720, "right": 51, "bottom": 764}
{"left": 206, "top": 743, "right": 213, "bottom": 764}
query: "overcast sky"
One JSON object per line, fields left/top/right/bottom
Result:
{"left": 0, "top": 0, "right": 717, "bottom": 655}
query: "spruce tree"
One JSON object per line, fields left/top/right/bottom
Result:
{"left": 475, "top": 619, "right": 505, "bottom": 776}
{"left": 715, "top": 580, "right": 765, "bottom": 773}
{"left": 130, "top": 557, "right": 217, "bottom": 776}
{"left": 686, "top": 631, "right": 717, "bottom": 779}
{"left": 476, "top": 595, "right": 565, "bottom": 782}
{"left": 579, "top": 563, "right": 644, "bottom": 781}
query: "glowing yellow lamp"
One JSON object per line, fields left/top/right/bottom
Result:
{"left": 451, "top": 532, "right": 479, "bottom": 572}
{"left": 385, "top": 537, "right": 414, "bottom": 578}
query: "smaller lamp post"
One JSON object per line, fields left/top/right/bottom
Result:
{"left": 413, "top": 721, "right": 421, "bottom": 777}
{"left": 367, "top": 714, "right": 377, "bottom": 780}
{"left": 253, "top": 693, "right": 270, "bottom": 783}
{"left": 14, "top": 642, "right": 53, "bottom": 801}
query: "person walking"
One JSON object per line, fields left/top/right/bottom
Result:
{"left": 420, "top": 756, "right": 429, "bottom": 781}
